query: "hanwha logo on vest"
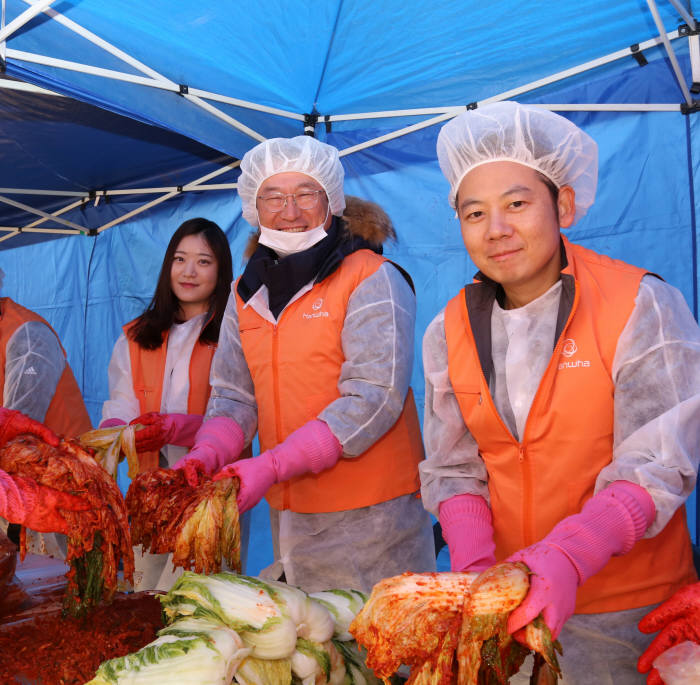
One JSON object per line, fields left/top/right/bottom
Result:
{"left": 303, "top": 298, "right": 329, "bottom": 320}
{"left": 561, "top": 339, "right": 578, "bottom": 357}
{"left": 558, "top": 338, "right": 590, "bottom": 370}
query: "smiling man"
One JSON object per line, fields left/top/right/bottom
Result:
{"left": 176, "top": 135, "right": 436, "bottom": 592}
{"left": 419, "top": 101, "right": 700, "bottom": 683}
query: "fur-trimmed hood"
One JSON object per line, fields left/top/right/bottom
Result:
{"left": 243, "top": 195, "right": 395, "bottom": 259}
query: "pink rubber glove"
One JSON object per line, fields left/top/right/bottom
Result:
{"left": 99, "top": 418, "right": 127, "bottom": 429}
{"left": 129, "top": 412, "right": 203, "bottom": 452}
{"left": 172, "top": 416, "right": 245, "bottom": 486}
{"left": 213, "top": 419, "right": 342, "bottom": 514}
{"left": 439, "top": 493, "right": 497, "bottom": 572}
{"left": 507, "top": 480, "right": 655, "bottom": 638}
{"left": 0, "top": 470, "right": 90, "bottom": 534}
{"left": 0, "top": 408, "right": 60, "bottom": 447}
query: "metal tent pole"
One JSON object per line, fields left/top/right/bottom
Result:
{"left": 0, "top": 194, "right": 88, "bottom": 231}
{"left": 19, "top": 0, "right": 275, "bottom": 139}
{"left": 0, "top": 78, "right": 62, "bottom": 96}
{"left": 328, "top": 31, "right": 683, "bottom": 123}
{"left": 0, "top": 0, "right": 53, "bottom": 43}
{"left": 647, "top": 0, "right": 694, "bottom": 105}
{"left": 667, "top": 0, "right": 697, "bottom": 30}
{"left": 93, "top": 160, "right": 242, "bottom": 233}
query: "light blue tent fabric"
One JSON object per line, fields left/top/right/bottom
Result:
{"left": 0, "top": 1, "right": 698, "bottom": 574}
{"left": 1, "top": 0, "right": 688, "bottom": 153}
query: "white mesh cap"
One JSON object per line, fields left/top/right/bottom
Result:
{"left": 238, "top": 135, "right": 346, "bottom": 227}
{"left": 437, "top": 101, "right": 598, "bottom": 223}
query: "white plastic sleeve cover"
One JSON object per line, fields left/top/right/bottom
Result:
{"left": 205, "top": 289, "right": 259, "bottom": 444}
{"left": 318, "top": 262, "right": 415, "bottom": 457}
{"left": 598, "top": 275, "right": 700, "bottom": 536}
{"left": 419, "top": 308, "right": 489, "bottom": 516}
{"left": 101, "top": 332, "right": 140, "bottom": 424}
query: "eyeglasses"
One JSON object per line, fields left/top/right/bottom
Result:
{"left": 257, "top": 189, "right": 325, "bottom": 213}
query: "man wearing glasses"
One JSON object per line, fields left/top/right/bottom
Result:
{"left": 175, "top": 135, "right": 436, "bottom": 592}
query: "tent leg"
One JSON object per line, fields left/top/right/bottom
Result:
{"left": 646, "top": 0, "right": 695, "bottom": 105}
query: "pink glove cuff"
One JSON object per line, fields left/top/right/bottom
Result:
{"left": 270, "top": 419, "right": 342, "bottom": 481}
{"left": 546, "top": 480, "right": 655, "bottom": 585}
{"left": 439, "top": 493, "right": 496, "bottom": 572}
{"left": 439, "top": 493, "right": 491, "bottom": 541}
{"left": 189, "top": 416, "right": 245, "bottom": 473}
{"left": 597, "top": 480, "right": 655, "bottom": 544}
{"left": 99, "top": 418, "right": 127, "bottom": 428}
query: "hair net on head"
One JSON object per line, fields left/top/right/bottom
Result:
{"left": 237, "top": 136, "right": 346, "bottom": 227}
{"left": 436, "top": 101, "right": 598, "bottom": 224}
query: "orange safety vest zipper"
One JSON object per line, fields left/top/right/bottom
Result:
{"left": 518, "top": 286, "right": 580, "bottom": 545}
{"left": 270, "top": 323, "right": 291, "bottom": 509}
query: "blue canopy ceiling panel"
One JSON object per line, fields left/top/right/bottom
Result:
{"left": 0, "top": 99, "right": 218, "bottom": 192}
{"left": 1, "top": 0, "right": 688, "bottom": 151}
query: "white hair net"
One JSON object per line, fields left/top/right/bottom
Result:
{"left": 237, "top": 136, "right": 346, "bottom": 227}
{"left": 436, "top": 101, "right": 598, "bottom": 223}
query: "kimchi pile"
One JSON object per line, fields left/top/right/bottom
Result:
{"left": 126, "top": 468, "right": 241, "bottom": 574}
{"left": 350, "top": 562, "right": 562, "bottom": 684}
{"left": 0, "top": 434, "right": 134, "bottom": 616}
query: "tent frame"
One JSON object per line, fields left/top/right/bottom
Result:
{"left": 0, "top": 0, "right": 696, "bottom": 243}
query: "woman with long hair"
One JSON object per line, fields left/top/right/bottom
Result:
{"left": 100, "top": 217, "right": 235, "bottom": 591}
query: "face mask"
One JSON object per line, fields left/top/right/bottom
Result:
{"left": 258, "top": 205, "right": 330, "bottom": 258}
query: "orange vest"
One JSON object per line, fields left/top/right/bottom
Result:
{"left": 124, "top": 320, "right": 216, "bottom": 471}
{"left": 236, "top": 249, "right": 423, "bottom": 513}
{"left": 0, "top": 297, "right": 91, "bottom": 439}
{"left": 444, "top": 237, "right": 696, "bottom": 614}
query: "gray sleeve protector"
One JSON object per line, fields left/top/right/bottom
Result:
{"left": 4, "top": 321, "right": 65, "bottom": 422}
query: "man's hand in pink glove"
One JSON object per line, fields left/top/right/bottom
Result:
{"left": 172, "top": 416, "right": 245, "bottom": 487}
{"left": 637, "top": 582, "right": 700, "bottom": 685}
{"left": 507, "top": 480, "right": 655, "bottom": 639}
{"left": 439, "top": 493, "right": 496, "bottom": 572}
{"left": 130, "top": 412, "right": 203, "bottom": 453}
{"left": 507, "top": 539, "right": 580, "bottom": 639}
{"left": 0, "top": 408, "right": 59, "bottom": 447}
{"left": 1, "top": 471, "right": 90, "bottom": 534}
{"left": 214, "top": 419, "right": 342, "bottom": 514}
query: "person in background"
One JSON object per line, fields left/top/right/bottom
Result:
{"left": 419, "top": 101, "right": 700, "bottom": 683}
{"left": 0, "top": 408, "right": 89, "bottom": 533}
{"left": 0, "top": 270, "right": 92, "bottom": 556}
{"left": 100, "top": 217, "right": 244, "bottom": 591}
{"left": 174, "top": 135, "right": 436, "bottom": 593}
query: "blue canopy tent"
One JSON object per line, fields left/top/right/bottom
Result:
{"left": 0, "top": 0, "right": 697, "bottom": 573}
